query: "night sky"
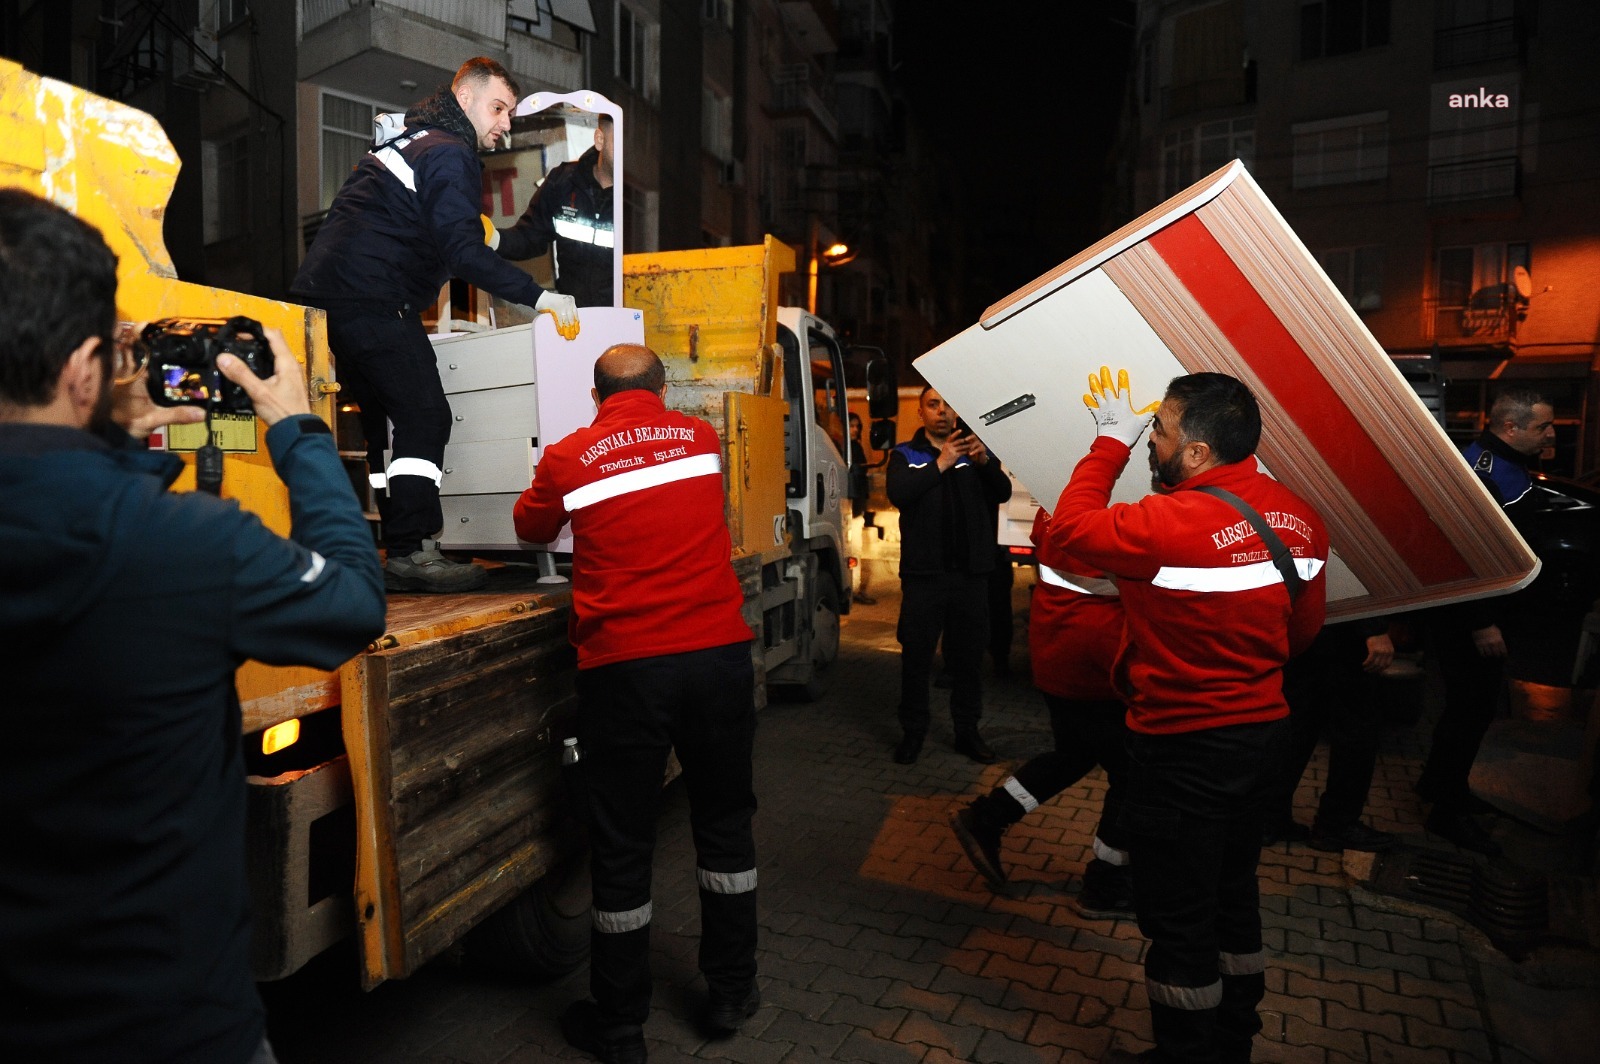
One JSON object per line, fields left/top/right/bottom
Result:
{"left": 893, "top": 2, "right": 1137, "bottom": 335}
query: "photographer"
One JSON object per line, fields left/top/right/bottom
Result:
{"left": 0, "top": 189, "right": 385, "bottom": 1064}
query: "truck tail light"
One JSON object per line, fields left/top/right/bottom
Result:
{"left": 261, "top": 719, "right": 301, "bottom": 756}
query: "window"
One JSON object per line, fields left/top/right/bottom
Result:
{"left": 616, "top": 2, "right": 660, "bottom": 101}
{"left": 1292, "top": 111, "right": 1387, "bottom": 188}
{"left": 1161, "top": 117, "right": 1253, "bottom": 199}
{"left": 1316, "top": 246, "right": 1384, "bottom": 309}
{"left": 319, "top": 91, "right": 396, "bottom": 211}
{"left": 1300, "top": 0, "right": 1390, "bottom": 59}
{"left": 701, "top": 87, "right": 733, "bottom": 163}
{"left": 702, "top": 0, "right": 733, "bottom": 29}
{"left": 202, "top": 134, "right": 249, "bottom": 244}
{"left": 1435, "top": 242, "right": 1528, "bottom": 306}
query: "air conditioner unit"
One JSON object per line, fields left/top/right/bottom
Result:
{"left": 718, "top": 159, "right": 745, "bottom": 187}
{"left": 173, "top": 29, "right": 225, "bottom": 89}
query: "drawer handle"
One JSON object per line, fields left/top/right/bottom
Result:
{"left": 448, "top": 363, "right": 459, "bottom": 370}
{"left": 444, "top": 468, "right": 453, "bottom": 475}
{"left": 455, "top": 415, "right": 464, "bottom": 422}
{"left": 460, "top": 516, "right": 470, "bottom": 523}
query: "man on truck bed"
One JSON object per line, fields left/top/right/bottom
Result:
{"left": 292, "top": 56, "right": 580, "bottom": 594}
{"left": 512, "top": 344, "right": 760, "bottom": 1064}
{"left": 0, "top": 189, "right": 386, "bottom": 1064}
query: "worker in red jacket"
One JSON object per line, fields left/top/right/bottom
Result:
{"left": 1058, "top": 369, "right": 1327, "bottom": 1064}
{"left": 948, "top": 506, "right": 1133, "bottom": 916}
{"left": 513, "top": 344, "right": 758, "bottom": 1064}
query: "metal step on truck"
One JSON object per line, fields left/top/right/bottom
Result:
{"left": 3, "top": 63, "right": 880, "bottom": 989}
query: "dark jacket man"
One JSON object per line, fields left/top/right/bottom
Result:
{"left": 0, "top": 189, "right": 385, "bottom": 1064}
{"left": 886, "top": 386, "right": 1011, "bottom": 765}
{"left": 498, "top": 115, "right": 615, "bottom": 309}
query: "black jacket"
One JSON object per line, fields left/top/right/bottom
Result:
{"left": 887, "top": 428, "right": 1011, "bottom": 576}
{"left": 0, "top": 417, "right": 385, "bottom": 1063}
{"left": 292, "top": 87, "right": 545, "bottom": 310}
{"left": 498, "top": 145, "right": 615, "bottom": 308}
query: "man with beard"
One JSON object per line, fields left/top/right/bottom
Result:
{"left": 1054, "top": 369, "right": 1327, "bottom": 1064}
{"left": 497, "top": 114, "right": 616, "bottom": 308}
{"left": 0, "top": 190, "right": 385, "bottom": 1063}
{"left": 293, "top": 57, "right": 580, "bottom": 593}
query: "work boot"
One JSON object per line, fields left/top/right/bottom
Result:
{"left": 559, "top": 1000, "right": 647, "bottom": 1064}
{"left": 1425, "top": 809, "right": 1502, "bottom": 857}
{"left": 1077, "top": 860, "right": 1136, "bottom": 920}
{"left": 703, "top": 985, "right": 760, "bottom": 1036}
{"left": 893, "top": 730, "right": 925, "bottom": 764}
{"left": 384, "top": 547, "right": 487, "bottom": 593}
{"left": 949, "top": 804, "right": 1008, "bottom": 889}
{"left": 953, "top": 728, "right": 996, "bottom": 764}
{"left": 1310, "top": 820, "right": 1397, "bottom": 853}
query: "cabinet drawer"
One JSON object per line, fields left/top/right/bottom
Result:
{"left": 437, "top": 493, "right": 529, "bottom": 551}
{"left": 431, "top": 324, "right": 535, "bottom": 394}
{"left": 445, "top": 385, "right": 539, "bottom": 444}
{"left": 438, "top": 438, "right": 535, "bottom": 497}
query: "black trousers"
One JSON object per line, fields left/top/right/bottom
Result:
{"left": 982, "top": 695, "right": 1129, "bottom": 842}
{"left": 1269, "top": 625, "right": 1385, "bottom": 831}
{"left": 573, "top": 641, "right": 759, "bottom": 1034}
{"left": 1418, "top": 612, "right": 1504, "bottom": 812}
{"left": 897, "top": 572, "right": 988, "bottom": 735}
{"left": 1122, "top": 718, "right": 1287, "bottom": 1064}
{"left": 324, "top": 305, "right": 452, "bottom": 555}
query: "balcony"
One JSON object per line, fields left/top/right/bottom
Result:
{"left": 1428, "top": 156, "right": 1519, "bottom": 205}
{"left": 1435, "top": 17, "right": 1521, "bottom": 69}
{"left": 1423, "top": 289, "right": 1524, "bottom": 346}
{"left": 1162, "top": 69, "right": 1253, "bottom": 120}
{"left": 779, "top": 0, "right": 839, "bottom": 56}
{"left": 770, "top": 64, "right": 838, "bottom": 144}
{"left": 299, "top": 0, "right": 582, "bottom": 100}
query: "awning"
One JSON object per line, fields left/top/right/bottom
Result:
{"left": 550, "top": 0, "right": 597, "bottom": 33}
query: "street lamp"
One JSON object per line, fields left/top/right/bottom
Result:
{"left": 807, "top": 225, "right": 856, "bottom": 314}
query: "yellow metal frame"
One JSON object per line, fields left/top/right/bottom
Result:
{"left": 0, "top": 59, "right": 341, "bottom": 720}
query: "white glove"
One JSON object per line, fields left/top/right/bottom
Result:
{"left": 1083, "top": 365, "right": 1159, "bottom": 448}
{"left": 535, "top": 290, "right": 579, "bottom": 338}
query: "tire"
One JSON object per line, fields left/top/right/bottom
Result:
{"left": 796, "top": 572, "right": 842, "bottom": 702}
{"left": 463, "top": 855, "right": 591, "bottom": 979}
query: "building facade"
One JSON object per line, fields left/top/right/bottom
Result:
{"left": 1122, "top": 0, "right": 1599, "bottom": 474}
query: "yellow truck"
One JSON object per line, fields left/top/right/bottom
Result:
{"left": 2, "top": 61, "right": 859, "bottom": 989}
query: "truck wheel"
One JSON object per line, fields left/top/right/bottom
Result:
{"left": 797, "top": 573, "right": 842, "bottom": 701}
{"left": 463, "top": 854, "right": 591, "bottom": 978}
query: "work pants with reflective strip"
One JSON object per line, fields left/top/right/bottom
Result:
{"left": 574, "top": 641, "right": 759, "bottom": 1033}
{"left": 1121, "top": 717, "right": 1287, "bottom": 1064}
{"left": 971, "top": 694, "right": 1130, "bottom": 878}
{"left": 897, "top": 572, "right": 988, "bottom": 735}
{"left": 323, "top": 304, "right": 452, "bottom": 554}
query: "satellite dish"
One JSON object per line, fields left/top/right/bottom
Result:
{"left": 1512, "top": 265, "right": 1533, "bottom": 299}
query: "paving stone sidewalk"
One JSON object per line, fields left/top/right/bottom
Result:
{"left": 264, "top": 563, "right": 1599, "bottom": 1064}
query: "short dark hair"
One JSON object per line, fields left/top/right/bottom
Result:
{"left": 594, "top": 345, "right": 666, "bottom": 400}
{"left": 1164, "top": 372, "right": 1261, "bottom": 466}
{"left": 1489, "top": 387, "right": 1548, "bottom": 429}
{"left": 453, "top": 57, "right": 520, "bottom": 100}
{"left": 0, "top": 189, "right": 118, "bottom": 409}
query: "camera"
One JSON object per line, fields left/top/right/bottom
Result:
{"left": 137, "top": 316, "right": 273, "bottom": 413}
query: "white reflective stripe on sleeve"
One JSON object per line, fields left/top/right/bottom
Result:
{"left": 387, "top": 457, "right": 443, "bottom": 487}
{"left": 1037, "top": 566, "right": 1120, "bottom": 596}
{"left": 1002, "top": 776, "right": 1039, "bottom": 812}
{"left": 563, "top": 452, "right": 721, "bottom": 511}
{"left": 1146, "top": 977, "right": 1223, "bottom": 1010}
{"left": 697, "top": 867, "right": 758, "bottom": 894}
{"left": 593, "top": 901, "right": 652, "bottom": 934}
{"left": 904, "top": 461, "right": 930, "bottom": 469}
{"left": 1152, "top": 556, "right": 1324, "bottom": 593}
{"left": 299, "top": 551, "right": 327, "bottom": 584}
{"left": 593, "top": 228, "right": 615, "bottom": 248}
{"left": 1092, "top": 836, "right": 1129, "bottom": 866}
{"left": 554, "top": 218, "right": 597, "bottom": 243}
{"left": 373, "top": 146, "right": 417, "bottom": 192}
{"left": 1218, "top": 950, "right": 1266, "bottom": 976}
{"left": 368, "top": 472, "right": 388, "bottom": 489}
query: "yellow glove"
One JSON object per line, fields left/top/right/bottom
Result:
{"left": 535, "top": 290, "right": 581, "bottom": 340}
{"left": 1083, "top": 366, "right": 1160, "bottom": 448}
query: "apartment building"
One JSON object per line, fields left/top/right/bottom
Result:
{"left": 1122, "top": 0, "right": 1599, "bottom": 473}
